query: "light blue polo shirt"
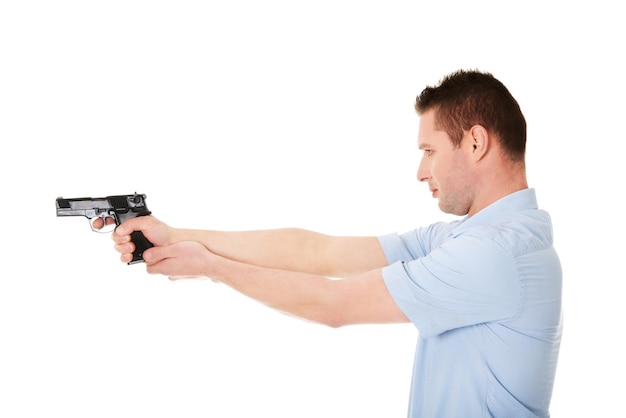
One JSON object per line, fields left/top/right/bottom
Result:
{"left": 380, "top": 189, "right": 562, "bottom": 417}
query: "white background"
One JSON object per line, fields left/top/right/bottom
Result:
{"left": 1, "top": 1, "right": 624, "bottom": 417}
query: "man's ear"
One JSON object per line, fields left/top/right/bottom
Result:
{"left": 469, "top": 125, "right": 489, "bottom": 161}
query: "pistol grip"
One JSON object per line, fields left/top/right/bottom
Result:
{"left": 128, "top": 231, "right": 154, "bottom": 265}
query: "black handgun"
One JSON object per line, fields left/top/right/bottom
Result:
{"left": 56, "top": 193, "right": 154, "bottom": 264}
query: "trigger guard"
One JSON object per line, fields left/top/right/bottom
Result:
{"left": 90, "top": 214, "right": 117, "bottom": 233}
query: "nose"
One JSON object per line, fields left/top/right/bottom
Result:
{"left": 417, "top": 156, "right": 430, "bottom": 183}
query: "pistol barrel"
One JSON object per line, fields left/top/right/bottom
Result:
{"left": 56, "top": 197, "right": 113, "bottom": 218}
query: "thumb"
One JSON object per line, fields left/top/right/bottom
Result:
{"left": 142, "top": 245, "right": 165, "bottom": 264}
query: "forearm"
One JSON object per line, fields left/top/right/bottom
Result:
{"left": 170, "top": 227, "right": 388, "bottom": 277}
{"left": 206, "top": 255, "right": 407, "bottom": 328}
{"left": 138, "top": 239, "right": 408, "bottom": 327}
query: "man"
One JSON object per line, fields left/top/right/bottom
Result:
{"left": 113, "top": 70, "right": 562, "bottom": 417}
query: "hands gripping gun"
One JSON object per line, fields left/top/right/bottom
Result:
{"left": 56, "top": 193, "right": 154, "bottom": 264}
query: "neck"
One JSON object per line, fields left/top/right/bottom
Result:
{"left": 468, "top": 161, "right": 528, "bottom": 216}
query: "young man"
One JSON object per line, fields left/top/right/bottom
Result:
{"left": 113, "top": 70, "right": 562, "bottom": 417}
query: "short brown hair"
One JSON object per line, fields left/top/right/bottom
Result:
{"left": 415, "top": 70, "right": 526, "bottom": 161}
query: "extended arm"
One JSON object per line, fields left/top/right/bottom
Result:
{"left": 141, "top": 240, "right": 409, "bottom": 327}
{"left": 112, "top": 217, "right": 407, "bottom": 326}
{"left": 174, "top": 228, "right": 388, "bottom": 277}
{"left": 114, "top": 216, "right": 389, "bottom": 277}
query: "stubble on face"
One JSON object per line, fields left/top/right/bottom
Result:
{"left": 435, "top": 147, "right": 475, "bottom": 216}
{"left": 418, "top": 110, "right": 476, "bottom": 217}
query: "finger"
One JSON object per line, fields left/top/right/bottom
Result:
{"left": 93, "top": 216, "right": 116, "bottom": 231}
{"left": 142, "top": 246, "right": 168, "bottom": 264}
{"left": 143, "top": 247, "right": 180, "bottom": 275}
{"left": 114, "top": 242, "right": 135, "bottom": 255}
{"left": 120, "top": 253, "right": 133, "bottom": 264}
{"left": 92, "top": 217, "right": 104, "bottom": 230}
{"left": 115, "top": 216, "right": 146, "bottom": 235}
{"left": 112, "top": 232, "right": 131, "bottom": 244}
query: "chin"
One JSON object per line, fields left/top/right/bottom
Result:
{"left": 438, "top": 201, "right": 469, "bottom": 216}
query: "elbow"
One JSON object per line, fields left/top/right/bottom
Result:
{"left": 315, "top": 308, "right": 350, "bottom": 329}
{"left": 320, "top": 318, "right": 345, "bottom": 329}
{"left": 310, "top": 282, "right": 360, "bottom": 329}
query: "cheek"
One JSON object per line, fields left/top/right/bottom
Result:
{"left": 447, "top": 155, "right": 473, "bottom": 187}
{"left": 429, "top": 157, "right": 448, "bottom": 182}
{"left": 434, "top": 154, "right": 466, "bottom": 187}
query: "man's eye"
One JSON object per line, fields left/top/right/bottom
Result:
{"left": 423, "top": 149, "right": 433, "bottom": 156}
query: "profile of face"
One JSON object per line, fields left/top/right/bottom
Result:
{"left": 416, "top": 110, "right": 476, "bottom": 216}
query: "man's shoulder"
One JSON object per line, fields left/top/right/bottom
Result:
{"left": 457, "top": 209, "right": 555, "bottom": 257}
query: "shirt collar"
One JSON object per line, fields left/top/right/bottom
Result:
{"left": 451, "top": 188, "right": 538, "bottom": 236}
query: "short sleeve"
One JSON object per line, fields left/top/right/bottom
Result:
{"left": 382, "top": 233, "right": 520, "bottom": 338}
{"left": 378, "top": 221, "right": 460, "bottom": 265}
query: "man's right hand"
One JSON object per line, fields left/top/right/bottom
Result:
{"left": 112, "top": 216, "right": 173, "bottom": 264}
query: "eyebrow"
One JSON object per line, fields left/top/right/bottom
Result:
{"left": 418, "top": 143, "right": 433, "bottom": 150}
